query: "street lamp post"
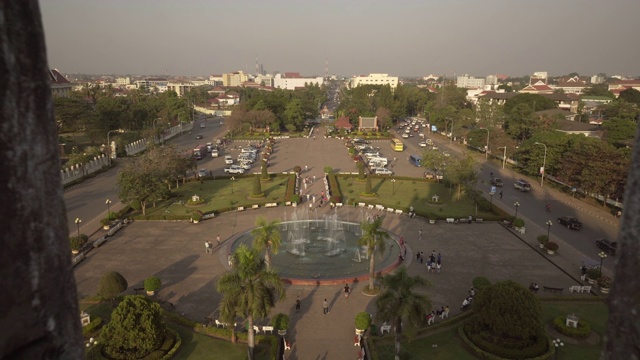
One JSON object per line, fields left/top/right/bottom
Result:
{"left": 231, "top": 176, "right": 235, "bottom": 194}
{"left": 106, "top": 199, "right": 112, "bottom": 218}
{"left": 514, "top": 202, "right": 520, "bottom": 220}
{"left": 552, "top": 338, "right": 563, "bottom": 360}
{"left": 86, "top": 337, "right": 98, "bottom": 360}
{"left": 391, "top": 178, "right": 396, "bottom": 195}
{"left": 481, "top": 128, "right": 489, "bottom": 160}
{"left": 497, "top": 146, "right": 507, "bottom": 169}
{"left": 546, "top": 220, "right": 553, "bottom": 240}
{"left": 598, "top": 251, "right": 607, "bottom": 273}
{"left": 425, "top": 111, "right": 431, "bottom": 133}
{"left": 534, "top": 142, "right": 547, "bottom": 187}
{"left": 489, "top": 192, "right": 494, "bottom": 206}
{"left": 75, "top": 218, "right": 82, "bottom": 240}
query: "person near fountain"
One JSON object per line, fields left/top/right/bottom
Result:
{"left": 344, "top": 283, "right": 350, "bottom": 298}
{"left": 205, "top": 241, "right": 212, "bottom": 254}
{"left": 295, "top": 296, "right": 301, "bottom": 312}
{"left": 216, "top": 234, "right": 221, "bottom": 245}
{"left": 323, "top": 299, "right": 329, "bottom": 314}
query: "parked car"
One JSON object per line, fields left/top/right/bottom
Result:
{"left": 224, "top": 155, "right": 233, "bottom": 164}
{"left": 401, "top": 133, "right": 410, "bottom": 139}
{"left": 595, "top": 238, "right": 617, "bottom": 255}
{"left": 419, "top": 141, "right": 427, "bottom": 147}
{"left": 557, "top": 216, "right": 583, "bottom": 230}
{"left": 200, "top": 123, "right": 205, "bottom": 128}
{"left": 238, "top": 162, "right": 252, "bottom": 170}
{"left": 211, "top": 149, "right": 219, "bottom": 158}
{"left": 491, "top": 178, "right": 504, "bottom": 187}
{"left": 224, "top": 165, "right": 245, "bottom": 174}
{"left": 373, "top": 168, "right": 393, "bottom": 175}
{"left": 195, "top": 134, "right": 203, "bottom": 140}
{"left": 197, "top": 169, "right": 208, "bottom": 178}
{"left": 513, "top": 179, "right": 531, "bottom": 192}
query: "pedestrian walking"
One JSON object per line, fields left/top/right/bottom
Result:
{"left": 499, "top": 191, "right": 503, "bottom": 199}
{"left": 305, "top": 164, "right": 308, "bottom": 172}
{"left": 295, "top": 296, "right": 301, "bottom": 312}
{"left": 419, "top": 229, "right": 423, "bottom": 241}
{"left": 420, "top": 251, "right": 425, "bottom": 264}
{"left": 205, "top": 241, "right": 211, "bottom": 254}
{"left": 312, "top": 195, "right": 316, "bottom": 203}
{"left": 323, "top": 299, "right": 329, "bottom": 314}
{"left": 313, "top": 175, "right": 316, "bottom": 182}
{"left": 306, "top": 194, "right": 310, "bottom": 202}
{"left": 436, "top": 260, "right": 442, "bottom": 273}
{"left": 344, "top": 283, "right": 350, "bottom": 298}
{"left": 304, "top": 182, "right": 308, "bottom": 190}
{"left": 227, "top": 252, "right": 233, "bottom": 266}
{"left": 426, "top": 260, "right": 432, "bottom": 273}
{"left": 468, "top": 215, "right": 473, "bottom": 224}
{"left": 216, "top": 234, "right": 221, "bottom": 244}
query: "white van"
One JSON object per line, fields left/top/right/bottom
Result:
{"left": 369, "top": 157, "right": 388, "bottom": 166}
{"left": 211, "top": 149, "right": 219, "bottom": 158}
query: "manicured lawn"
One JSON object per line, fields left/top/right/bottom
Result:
{"left": 370, "top": 300, "right": 607, "bottom": 360}
{"left": 336, "top": 175, "right": 507, "bottom": 220}
{"left": 136, "top": 175, "right": 290, "bottom": 219}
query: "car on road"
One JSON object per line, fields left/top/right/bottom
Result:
{"left": 419, "top": 141, "right": 427, "bottom": 147}
{"left": 557, "top": 216, "right": 583, "bottom": 230}
{"left": 372, "top": 168, "right": 393, "bottom": 175}
{"left": 238, "top": 162, "right": 252, "bottom": 170}
{"left": 200, "top": 123, "right": 205, "bottom": 128}
{"left": 224, "top": 165, "right": 245, "bottom": 174}
{"left": 195, "top": 135, "right": 203, "bottom": 140}
{"left": 491, "top": 178, "right": 504, "bottom": 187}
{"left": 595, "top": 238, "right": 617, "bottom": 255}
{"left": 224, "top": 155, "right": 233, "bottom": 164}
{"left": 211, "top": 149, "right": 219, "bottom": 158}
{"left": 513, "top": 179, "right": 531, "bottom": 192}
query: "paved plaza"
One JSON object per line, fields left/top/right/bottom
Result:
{"left": 74, "top": 131, "right": 592, "bottom": 359}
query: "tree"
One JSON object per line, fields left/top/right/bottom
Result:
{"left": 503, "top": 103, "right": 540, "bottom": 141}
{"left": 100, "top": 295, "right": 167, "bottom": 359}
{"left": 467, "top": 280, "right": 545, "bottom": 356}
{"left": 618, "top": 88, "right": 640, "bottom": 105}
{"left": 375, "top": 106, "right": 392, "bottom": 131}
{"left": 602, "top": 118, "right": 638, "bottom": 145}
{"left": 503, "top": 93, "right": 556, "bottom": 115}
{"left": 443, "top": 155, "right": 478, "bottom": 200}
{"left": 365, "top": 174, "right": 373, "bottom": 194}
{"left": 97, "top": 271, "right": 128, "bottom": 299}
{"left": 375, "top": 267, "right": 431, "bottom": 360}
{"left": 358, "top": 216, "right": 390, "bottom": 291}
{"left": 216, "top": 245, "right": 285, "bottom": 360}
{"left": 583, "top": 83, "right": 614, "bottom": 98}
{"left": 117, "top": 157, "right": 168, "bottom": 215}
{"left": 261, "top": 161, "right": 269, "bottom": 180}
{"left": 252, "top": 175, "right": 264, "bottom": 197}
{"left": 284, "top": 98, "right": 305, "bottom": 131}
{"left": 251, "top": 217, "right": 281, "bottom": 269}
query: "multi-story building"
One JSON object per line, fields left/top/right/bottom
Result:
{"left": 166, "top": 82, "right": 194, "bottom": 97}
{"left": 116, "top": 77, "right": 131, "bottom": 86}
{"left": 456, "top": 74, "right": 485, "bottom": 89}
{"left": 49, "top": 69, "right": 72, "bottom": 97}
{"left": 208, "top": 75, "right": 223, "bottom": 86}
{"left": 223, "top": 71, "right": 249, "bottom": 87}
{"left": 135, "top": 78, "right": 168, "bottom": 92}
{"left": 349, "top": 73, "right": 398, "bottom": 89}
{"left": 590, "top": 74, "right": 605, "bottom": 84}
{"left": 255, "top": 74, "right": 274, "bottom": 87}
{"left": 273, "top": 72, "right": 324, "bottom": 90}
{"left": 608, "top": 79, "right": 640, "bottom": 97}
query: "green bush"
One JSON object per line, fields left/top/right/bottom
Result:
{"left": 270, "top": 313, "right": 289, "bottom": 331}
{"left": 252, "top": 175, "right": 264, "bottom": 197}
{"left": 82, "top": 317, "right": 103, "bottom": 335}
{"left": 327, "top": 173, "right": 342, "bottom": 202}
{"left": 536, "top": 234, "right": 548, "bottom": 244}
{"left": 191, "top": 210, "right": 203, "bottom": 222}
{"left": 293, "top": 165, "right": 302, "bottom": 174}
{"left": 130, "top": 199, "right": 142, "bottom": 211}
{"left": 545, "top": 242, "right": 559, "bottom": 251}
{"left": 587, "top": 268, "right": 601, "bottom": 280}
{"left": 460, "top": 323, "right": 550, "bottom": 359}
{"left": 323, "top": 166, "right": 333, "bottom": 174}
{"left": 598, "top": 276, "right": 611, "bottom": 288}
{"left": 144, "top": 276, "right": 162, "bottom": 292}
{"left": 284, "top": 174, "right": 296, "bottom": 201}
{"left": 97, "top": 271, "right": 128, "bottom": 299}
{"left": 512, "top": 218, "right": 525, "bottom": 228}
{"left": 70, "top": 234, "right": 89, "bottom": 251}
{"left": 355, "top": 312, "right": 372, "bottom": 330}
{"left": 552, "top": 315, "right": 591, "bottom": 338}
{"left": 472, "top": 276, "right": 491, "bottom": 291}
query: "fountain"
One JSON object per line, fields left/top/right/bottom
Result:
{"left": 230, "top": 208, "right": 401, "bottom": 284}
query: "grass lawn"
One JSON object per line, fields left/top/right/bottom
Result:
{"left": 369, "top": 300, "right": 607, "bottom": 360}
{"left": 136, "top": 175, "right": 290, "bottom": 219}
{"left": 336, "top": 175, "right": 507, "bottom": 220}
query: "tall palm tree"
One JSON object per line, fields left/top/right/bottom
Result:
{"left": 216, "top": 245, "right": 285, "bottom": 360}
{"left": 358, "top": 216, "right": 389, "bottom": 291}
{"left": 375, "top": 267, "right": 431, "bottom": 360}
{"left": 251, "top": 217, "right": 281, "bottom": 269}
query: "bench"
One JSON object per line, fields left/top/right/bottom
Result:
{"left": 475, "top": 218, "right": 483, "bottom": 223}
{"left": 358, "top": 202, "right": 366, "bottom": 208}
{"left": 543, "top": 286, "right": 564, "bottom": 294}
{"left": 459, "top": 218, "right": 469, "bottom": 224}
{"left": 134, "top": 287, "right": 144, "bottom": 294}
{"left": 237, "top": 207, "right": 245, "bottom": 211}
{"left": 253, "top": 325, "right": 261, "bottom": 334}
{"left": 93, "top": 236, "right": 107, "bottom": 248}
{"left": 569, "top": 285, "right": 582, "bottom": 293}
{"left": 265, "top": 203, "right": 277, "bottom": 208}
{"left": 262, "top": 326, "right": 273, "bottom": 334}
{"left": 375, "top": 205, "right": 385, "bottom": 211}
{"left": 395, "top": 209, "right": 403, "bottom": 215}
{"left": 284, "top": 340, "right": 291, "bottom": 351}
{"left": 446, "top": 218, "right": 455, "bottom": 224}
{"left": 580, "top": 286, "right": 592, "bottom": 293}
{"left": 380, "top": 324, "right": 391, "bottom": 335}
{"left": 386, "top": 207, "right": 394, "bottom": 213}
{"left": 285, "top": 201, "right": 292, "bottom": 206}
{"left": 203, "top": 213, "right": 215, "bottom": 220}
{"left": 251, "top": 204, "right": 259, "bottom": 209}
{"left": 336, "top": 203, "right": 343, "bottom": 208}
{"left": 367, "top": 204, "right": 374, "bottom": 210}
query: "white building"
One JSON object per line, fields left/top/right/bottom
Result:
{"left": 590, "top": 74, "right": 605, "bottom": 84}
{"left": 255, "top": 74, "right": 274, "bottom": 87}
{"left": 223, "top": 71, "right": 249, "bottom": 87}
{"left": 349, "top": 73, "right": 398, "bottom": 89}
{"left": 167, "top": 82, "right": 194, "bottom": 97}
{"left": 273, "top": 72, "right": 324, "bottom": 90}
{"left": 456, "top": 74, "right": 485, "bottom": 89}
{"left": 116, "top": 77, "right": 131, "bottom": 86}
{"left": 485, "top": 75, "right": 498, "bottom": 86}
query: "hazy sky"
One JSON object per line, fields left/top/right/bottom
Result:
{"left": 40, "top": 0, "right": 640, "bottom": 78}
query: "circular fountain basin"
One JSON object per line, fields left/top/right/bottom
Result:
{"left": 230, "top": 220, "right": 401, "bottom": 285}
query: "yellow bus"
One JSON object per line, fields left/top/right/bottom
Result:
{"left": 390, "top": 138, "right": 404, "bottom": 152}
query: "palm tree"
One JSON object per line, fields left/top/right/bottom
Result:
{"left": 216, "top": 245, "right": 285, "bottom": 360}
{"left": 358, "top": 216, "right": 389, "bottom": 291}
{"left": 251, "top": 217, "right": 281, "bottom": 269}
{"left": 375, "top": 267, "right": 431, "bottom": 360}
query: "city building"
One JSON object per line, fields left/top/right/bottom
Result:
{"left": 49, "top": 69, "right": 72, "bottom": 97}
{"left": 223, "top": 71, "right": 248, "bottom": 87}
{"left": 166, "top": 82, "right": 194, "bottom": 97}
{"left": 273, "top": 72, "right": 324, "bottom": 90}
{"left": 116, "top": 77, "right": 131, "bottom": 86}
{"left": 456, "top": 74, "right": 485, "bottom": 89}
{"left": 608, "top": 79, "right": 640, "bottom": 97}
{"left": 208, "top": 75, "right": 223, "bottom": 86}
{"left": 135, "top": 78, "right": 168, "bottom": 92}
{"left": 590, "top": 74, "right": 605, "bottom": 84}
{"left": 255, "top": 74, "right": 274, "bottom": 87}
{"left": 555, "top": 76, "right": 588, "bottom": 94}
{"left": 519, "top": 80, "right": 554, "bottom": 94}
{"left": 349, "top": 73, "right": 398, "bottom": 89}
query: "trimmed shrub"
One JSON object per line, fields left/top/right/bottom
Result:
{"left": 97, "top": 271, "right": 128, "bottom": 298}
{"left": 355, "top": 312, "right": 372, "bottom": 331}
{"left": 271, "top": 313, "right": 289, "bottom": 331}
{"left": 545, "top": 242, "right": 559, "bottom": 251}
{"left": 191, "top": 210, "right": 203, "bottom": 222}
{"left": 82, "top": 317, "right": 103, "bottom": 335}
{"left": 70, "top": 234, "right": 89, "bottom": 251}
{"left": 552, "top": 315, "right": 591, "bottom": 338}
{"left": 293, "top": 165, "right": 302, "bottom": 174}
{"left": 144, "top": 276, "right": 162, "bottom": 292}
{"left": 284, "top": 174, "right": 296, "bottom": 201}
{"left": 252, "top": 175, "right": 264, "bottom": 197}
{"left": 587, "top": 268, "right": 601, "bottom": 280}
{"left": 536, "top": 234, "right": 548, "bottom": 245}
{"left": 327, "top": 173, "right": 342, "bottom": 202}
{"left": 323, "top": 166, "right": 333, "bottom": 174}
{"left": 512, "top": 218, "right": 525, "bottom": 228}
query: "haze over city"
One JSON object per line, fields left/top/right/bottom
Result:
{"left": 41, "top": 0, "right": 640, "bottom": 78}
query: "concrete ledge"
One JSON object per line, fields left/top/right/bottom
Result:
{"left": 251, "top": 204, "right": 259, "bottom": 209}
{"left": 265, "top": 203, "right": 278, "bottom": 208}
{"left": 446, "top": 218, "right": 455, "bottom": 224}
{"left": 93, "top": 236, "right": 107, "bottom": 248}
{"left": 237, "top": 207, "right": 245, "bottom": 211}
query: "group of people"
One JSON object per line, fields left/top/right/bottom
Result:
{"left": 417, "top": 250, "right": 442, "bottom": 274}
{"left": 461, "top": 287, "right": 475, "bottom": 310}
{"left": 426, "top": 306, "right": 450, "bottom": 325}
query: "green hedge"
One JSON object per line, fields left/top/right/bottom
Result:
{"left": 462, "top": 319, "right": 548, "bottom": 359}
{"left": 327, "top": 173, "right": 342, "bottom": 203}
{"left": 82, "top": 317, "right": 103, "bottom": 336}
{"left": 284, "top": 174, "right": 297, "bottom": 202}
{"left": 457, "top": 325, "right": 553, "bottom": 360}
{"left": 552, "top": 315, "right": 591, "bottom": 338}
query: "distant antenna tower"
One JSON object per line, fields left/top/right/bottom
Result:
{"left": 325, "top": 59, "right": 329, "bottom": 80}
{"left": 255, "top": 56, "right": 259, "bottom": 75}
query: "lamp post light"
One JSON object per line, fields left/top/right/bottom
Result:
{"left": 481, "top": 128, "right": 490, "bottom": 160}
{"left": 391, "top": 178, "right": 396, "bottom": 195}
{"left": 546, "top": 220, "right": 553, "bottom": 240}
{"left": 497, "top": 146, "right": 507, "bottom": 169}
{"left": 489, "top": 191, "right": 494, "bottom": 206}
{"left": 598, "top": 251, "right": 607, "bottom": 273}
{"left": 514, "top": 202, "right": 520, "bottom": 220}
{"left": 75, "top": 218, "right": 82, "bottom": 240}
{"left": 106, "top": 199, "right": 112, "bottom": 218}
{"left": 552, "top": 338, "right": 563, "bottom": 360}
{"left": 86, "top": 337, "right": 99, "bottom": 360}
{"left": 231, "top": 176, "right": 235, "bottom": 194}
{"left": 534, "top": 142, "right": 547, "bottom": 187}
